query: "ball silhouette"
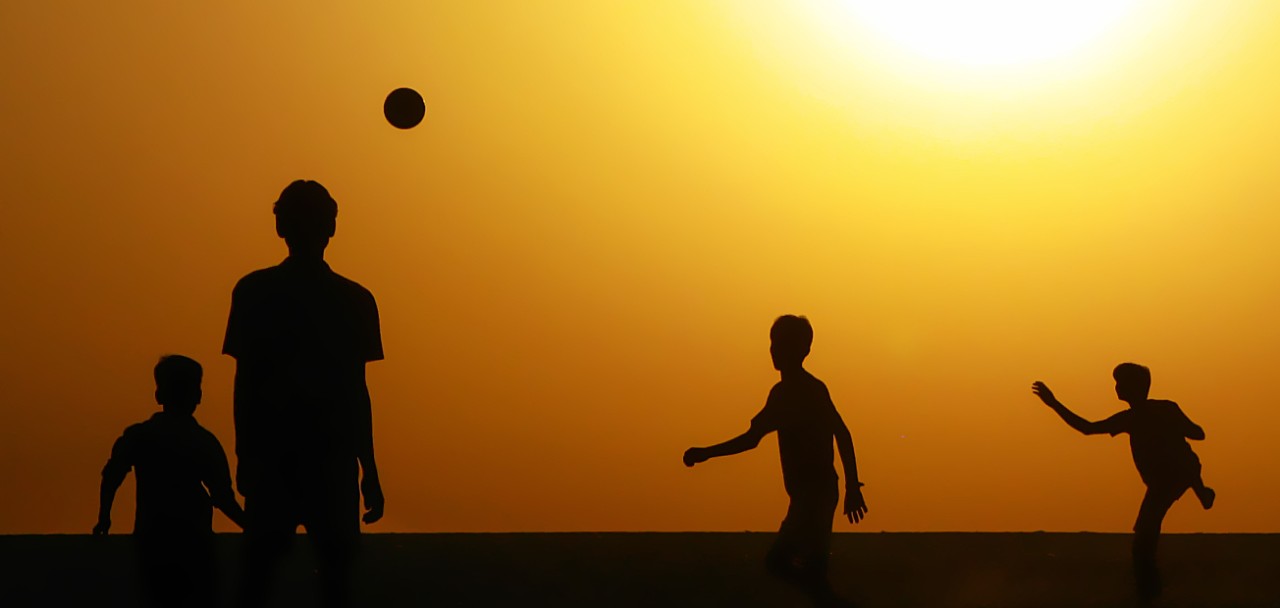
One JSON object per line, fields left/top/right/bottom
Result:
{"left": 383, "top": 88, "right": 425, "bottom": 129}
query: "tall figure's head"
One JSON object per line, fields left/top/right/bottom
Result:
{"left": 1113, "top": 362, "right": 1151, "bottom": 403}
{"left": 770, "top": 315, "right": 813, "bottom": 372}
{"left": 274, "top": 180, "right": 338, "bottom": 259}
{"left": 155, "top": 354, "right": 203, "bottom": 415}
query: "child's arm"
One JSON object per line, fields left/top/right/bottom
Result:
{"left": 95, "top": 438, "right": 131, "bottom": 535}
{"left": 205, "top": 438, "right": 248, "bottom": 530}
{"left": 1031, "top": 381, "right": 1111, "bottom": 435}
{"left": 833, "top": 414, "right": 868, "bottom": 523}
{"left": 684, "top": 425, "right": 770, "bottom": 467}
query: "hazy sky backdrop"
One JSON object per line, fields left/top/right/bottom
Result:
{"left": 3, "top": 1, "right": 1280, "bottom": 533}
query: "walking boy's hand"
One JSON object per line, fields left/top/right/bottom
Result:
{"left": 361, "top": 474, "right": 385, "bottom": 524}
{"left": 92, "top": 518, "right": 110, "bottom": 536}
{"left": 683, "top": 447, "right": 708, "bottom": 468}
{"left": 844, "top": 486, "right": 868, "bottom": 524}
{"left": 1031, "top": 381, "right": 1058, "bottom": 406}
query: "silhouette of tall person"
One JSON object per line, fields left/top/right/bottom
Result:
{"left": 224, "top": 180, "right": 385, "bottom": 608}
{"left": 685, "top": 315, "right": 868, "bottom": 608}
{"left": 1033, "top": 363, "right": 1214, "bottom": 603}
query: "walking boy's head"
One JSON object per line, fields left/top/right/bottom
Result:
{"left": 154, "top": 355, "right": 203, "bottom": 415}
{"left": 1113, "top": 362, "right": 1151, "bottom": 403}
{"left": 274, "top": 180, "right": 338, "bottom": 256}
{"left": 770, "top": 315, "right": 813, "bottom": 371}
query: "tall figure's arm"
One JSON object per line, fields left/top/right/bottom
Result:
{"left": 355, "top": 362, "right": 384, "bottom": 524}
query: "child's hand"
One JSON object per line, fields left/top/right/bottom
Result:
{"left": 683, "top": 447, "right": 707, "bottom": 468}
{"left": 93, "top": 519, "right": 110, "bottom": 536}
{"left": 1031, "top": 381, "right": 1057, "bottom": 406}
{"left": 845, "top": 486, "right": 868, "bottom": 524}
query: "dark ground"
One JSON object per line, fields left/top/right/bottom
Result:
{"left": 2, "top": 533, "right": 1277, "bottom": 607}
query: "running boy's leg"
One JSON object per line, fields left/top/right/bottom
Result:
{"left": 1132, "top": 484, "right": 1188, "bottom": 601}
{"left": 1190, "top": 475, "right": 1215, "bottom": 510}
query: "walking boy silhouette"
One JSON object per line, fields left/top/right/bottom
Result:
{"left": 1032, "top": 363, "right": 1214, "bottom": 602}
{"left": 684, "top": 315, "right": 868, "bottom": 607}
{"left": 95, "top": 355, "right": 246, "bottom": 608}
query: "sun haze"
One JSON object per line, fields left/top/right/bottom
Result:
{"left": 2, "top": 1, "right": 1280, "bottom": 534}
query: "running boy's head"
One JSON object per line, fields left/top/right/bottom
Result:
{"left": 274, "top": 180, "right": 338, "bottom": 256}
{"left": 154, "top": 355, "right": 203, "bottom": 415}
{"left": 1113, "top": 362, "right": 1151, "bottom": 403}
{"left": 770, "top": 315, "right": 813, "bottom": 371}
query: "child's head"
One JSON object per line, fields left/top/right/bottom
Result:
{"left": 770, "top": 315, "right": 813, "bottom": 371}
{"left": 154, "top": 355, "right": 203, "bottom": 415}
{"left": 1112, "top": 362, "right": 1151, "bottom": 403}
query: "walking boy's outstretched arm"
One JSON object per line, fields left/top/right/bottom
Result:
{"left": 1031, "top": 381, "right": 1108, "bottom": 435}
{"left": 834, "top": 413, "right": 868, "bottom": 523}
{"left": 684, "top": 424, "right": 769, "bottom": 467}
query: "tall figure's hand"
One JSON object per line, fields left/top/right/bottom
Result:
{"left": 683, "top": 447, "right": 708, "bottom": 468}
{"left": 361, "top": 474, "right": 385, "bottom": 524}
{"left": 1031, "top": 381, "right": 1058, "bottom": 406}
{"left": 845, "top": 486, "right": 868, "bottom": 524}
{"left": 92, "top": 519, "right": 110, "bottom": 536}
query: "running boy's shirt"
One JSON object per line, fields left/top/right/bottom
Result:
{"left": 750, "top": 371, "right": 841, "bottom": 497}
{"left": 1096, "top": 399, "right": 1202, "bottom": 488}
{"left": 102, "top": 412, "right": 236, "bottom": 536}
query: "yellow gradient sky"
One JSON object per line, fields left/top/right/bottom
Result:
{"left": 3, "top": 1, "right": 1280, "bottom": 533}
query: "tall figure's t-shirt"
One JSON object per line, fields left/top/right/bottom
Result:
{"left": 223, "top": 257, "right": 382, "bottom": 495}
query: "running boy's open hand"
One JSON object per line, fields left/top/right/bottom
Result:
{"left": 844, "top": 486, "right": 868, "bottom": 524}
{"left": 1032, "top": 381, "right": 1058, "bottom": 406}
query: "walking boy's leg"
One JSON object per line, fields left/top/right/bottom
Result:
{"left": 1132, "top": 485, "right": 1186, "bottom": 602}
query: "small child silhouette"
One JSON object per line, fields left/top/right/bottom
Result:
{"left": 95, "top": 355, "right": 246, "bottom": 608}
{"left": 685, "top": 315, "right": 867, "bottom": 607}
{"left": 1032, "top": 363, "right": 1213, "bottom": 603}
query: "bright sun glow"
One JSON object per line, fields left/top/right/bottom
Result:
{"left": 839, "top": 0, "right": 1139, "bottom": 68}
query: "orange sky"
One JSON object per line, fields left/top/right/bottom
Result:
{"left": 3, "top": 1, "right": 1280, "bottom": 534}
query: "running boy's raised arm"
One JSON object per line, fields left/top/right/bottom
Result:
{"left": 1032, "top": 381, "right": 1113, "bottom": 436}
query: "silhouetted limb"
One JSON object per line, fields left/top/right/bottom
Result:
{"left": 1192, "top": 480, "right": 1216, "bottom": 510}
{"left": 687, "top": 316, "right": 866, "bottom": 608}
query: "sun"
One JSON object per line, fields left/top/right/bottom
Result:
{"left": 836, "top": 0, "right": 1140, "bottom": 68}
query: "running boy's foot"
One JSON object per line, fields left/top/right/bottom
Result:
{"left": 1194, "top": 485, "right": 1216, "bottom": 510}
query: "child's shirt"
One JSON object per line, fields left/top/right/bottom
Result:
{"left": 102, "top": 411, "right": 235, "bottom": 536}
{"left": 750, "top": 370, "right": 841, "bottom": 497}
{"left": 1096, "top": 399, "right": 1202, "bottom": 488}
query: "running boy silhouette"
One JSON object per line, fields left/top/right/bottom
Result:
{"left": 95, "top": 355, "right": 246, "bottom": 608}
{"left": 1032, "top": 363, "right": 1213, "bottom": 602}
{"left": 684, "top": 315, "right": 868, "bottom": 606}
